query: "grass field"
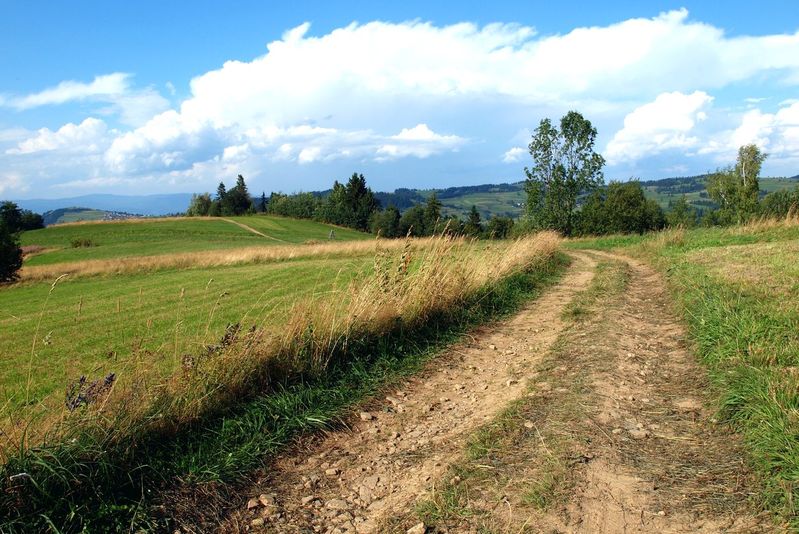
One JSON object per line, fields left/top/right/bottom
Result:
{"left": 1, "top": 255, "right": 372, "bottom": 409}
{"left": 0, "top": 214, "right": 563, "bottom": 532}
{"left": 20, "top": 215, "right": 369, "bottom": 266}
{"left": 570, "top": 217, "right": 799, "bottom": 524}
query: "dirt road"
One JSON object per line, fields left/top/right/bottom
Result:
{"left": 227, "top": 252, "right": 773, "bottom": 533}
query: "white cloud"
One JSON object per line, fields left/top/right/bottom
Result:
{"left": 0, "top": 173, "right": 27, "bottom": 195}
{"left": 725, "top": 102, "right": 799, "bottom": 163}
{"left": 502, "top": 147, "right": 526, "bottom": 163}
{"left": 1, "top": 73, "right": 168, "bottom": 127}
{"left": 605, "top": 91, "right": 714, "bottom": 164}
{"left": 7, "top": 118, "right": 109, "bottom": 155}
{"left": 5, "top": 74, "right": 129, "bottom": 109}
{"left": 297, "top": 146, "right": 322, "bottom": 164}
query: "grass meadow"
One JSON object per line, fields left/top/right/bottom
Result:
{"left": 0, "top": 217, "right": 563, "bottom": 531}
{"left": 570, "top": 215, "right": 799, "bottom": 525}
{"left": 19, "top": 215, "right": 370, "bottom": 266}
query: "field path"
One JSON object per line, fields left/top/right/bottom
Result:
{"left": 227, "top": 251, "right": 769, "bottom": 533}
{"left": 225, "top": 253, "right": 597, "bottom": 532}
{"left": 542, "top": 251, "right": 766, "bottom": 533}
{"left": 221, "top": 218, "right": 288, "bottom": 242}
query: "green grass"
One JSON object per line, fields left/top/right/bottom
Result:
{"left": 0, "top": 255, "right": 372, "bottom": 408}
{"left": 440, "top": 190, "right": 525, "bottom": 219}
{"left": 20, "top": 215, "right": 369, "bottom": 266}
{"left": 574, "top": 223, "right": 799, "bottom": 526}
{"left": 0, "top": 251, "right": 568, "bottom": 533}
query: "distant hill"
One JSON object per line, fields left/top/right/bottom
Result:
{"left": 15, "top": 193, "right": 192, "bottom": 217}
{"left": 41, "top": 207, "right": 141, "bottom": 226}
{"left": 640, "top": 175, "right": 799, "bottom": 211}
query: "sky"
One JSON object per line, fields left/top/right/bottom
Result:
{"left": 1, "top": 1, "right": 798, "bottom": 198}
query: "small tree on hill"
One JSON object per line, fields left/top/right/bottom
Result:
{"left": 227, "top": 174, "right": 254, "bottom": 215}
{"left": 186, "top": 193, "right": 213, "bottom": 216}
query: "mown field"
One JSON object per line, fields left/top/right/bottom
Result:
{"left": 569, "top": 217, "right": 799, "bottom": 524}
{"left": 20, "top": 215, "right": 369, "bottom": 266}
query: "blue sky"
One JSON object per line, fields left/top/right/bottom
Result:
{"left": 1, "top": 1, "right": 798, "bottom": 198}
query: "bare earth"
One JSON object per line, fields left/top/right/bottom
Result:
{"left": 224, "top": 252, "right": 776, "bottom": 533}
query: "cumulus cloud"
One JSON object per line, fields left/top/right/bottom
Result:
{"left": 4, "top": 10, "right": 799, "bottom": 192}
{"left": 7, "top": 118, "right": 109, "bottom": 155}
{"left": 0, "top": 173, "right": 27, "bottom": 195}
{"left": 502, "top": 147, "right": 526, "bottom": 163}
{"left": 712, "top": 102, "right": 799, "bottom": 165}
{"left": 605, "top": 91, "right": 714, "bottom": 164}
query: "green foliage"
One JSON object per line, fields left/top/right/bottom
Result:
{"left": 423, "top": 193, "right": 443, "bottom": 233}
{"left": 706, "top": 144, "right": 767, "bottom": 224}
{"left": 186, "top": 193, "right": 213, "bottom": 216}
{"left": 462, "top": 205, "right": 483, "bottom": 237}
{"left": 267, "top": 192, "right": 321, "bottom": 219}
{"left": 760, "top": 186, "right": 799, "bottom": 219}
{"left": 398, "top": 205, "right": 427, "bottom": 236}
{"left": 666, "top": 195, "right": 698, "bottom": 228}
{"left": 524, "top": 111, "right": 605, "bottom": 235}
{"left": 70, "top": 237, "right": 95, "bottom": 248}
{"left": 485, "top": 216, "right": 514, "bottom": 239}
{"left": 0, "top": 222, "right": 23, "bottom": 283}
{"left": 0, "top": 201, "right": 44, "bottom": 232}
{"left": 573, "top": 181, "right": 665, "bottom": 236}
{"left": 191, "top": 176, "right": 254, "bottom": 216}
{"left": 370, "top": 205, "right": 401, "bottom": 237}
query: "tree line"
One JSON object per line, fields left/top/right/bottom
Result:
{"left": 187, "top": 173, "right": 516, "bottom": 239}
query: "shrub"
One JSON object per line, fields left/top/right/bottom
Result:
{"left": 70, "top": 238, "right": 96, "bottom": 248}
{"left": 0, "top": 223, "right": 23, "bottom": 283}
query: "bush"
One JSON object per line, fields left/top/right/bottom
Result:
{"left": 70, "top": 238, "right": 96, "bottom": 248}
{"left": 0, "top": 223, "right": 23, "bottom": 283}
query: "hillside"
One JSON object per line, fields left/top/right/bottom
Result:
{"left": 19, "top": 215, "right": 371, "bottom": 266}
{"left": 41, "top": 207, "right": 141, "bottom": 225}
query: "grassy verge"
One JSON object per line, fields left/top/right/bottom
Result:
{"left": 0, "top": 235, "right": 565, "bottom": 532}
{"left": 412, "top": 261, "right": 629, "bottom": 532}
{"left": 574, "top": 218, "right": 799, "bottom": 526}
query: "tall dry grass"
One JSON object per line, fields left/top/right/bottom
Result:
{"left": 18, "top": 238, "right": 430, "bottom": 282}
{"left": 729, "top": 208, "right": 799, "bottom": 234}
{"left": 1, "top": 232, "right": 560, "bottom": 457}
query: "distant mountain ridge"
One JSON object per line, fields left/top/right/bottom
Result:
{"left": 14, "top": 193, "right": 193, "bottom": 217}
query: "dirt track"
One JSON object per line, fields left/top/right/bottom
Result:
{"left": 226, "top": 252, "right": 773, "bottom": 533}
